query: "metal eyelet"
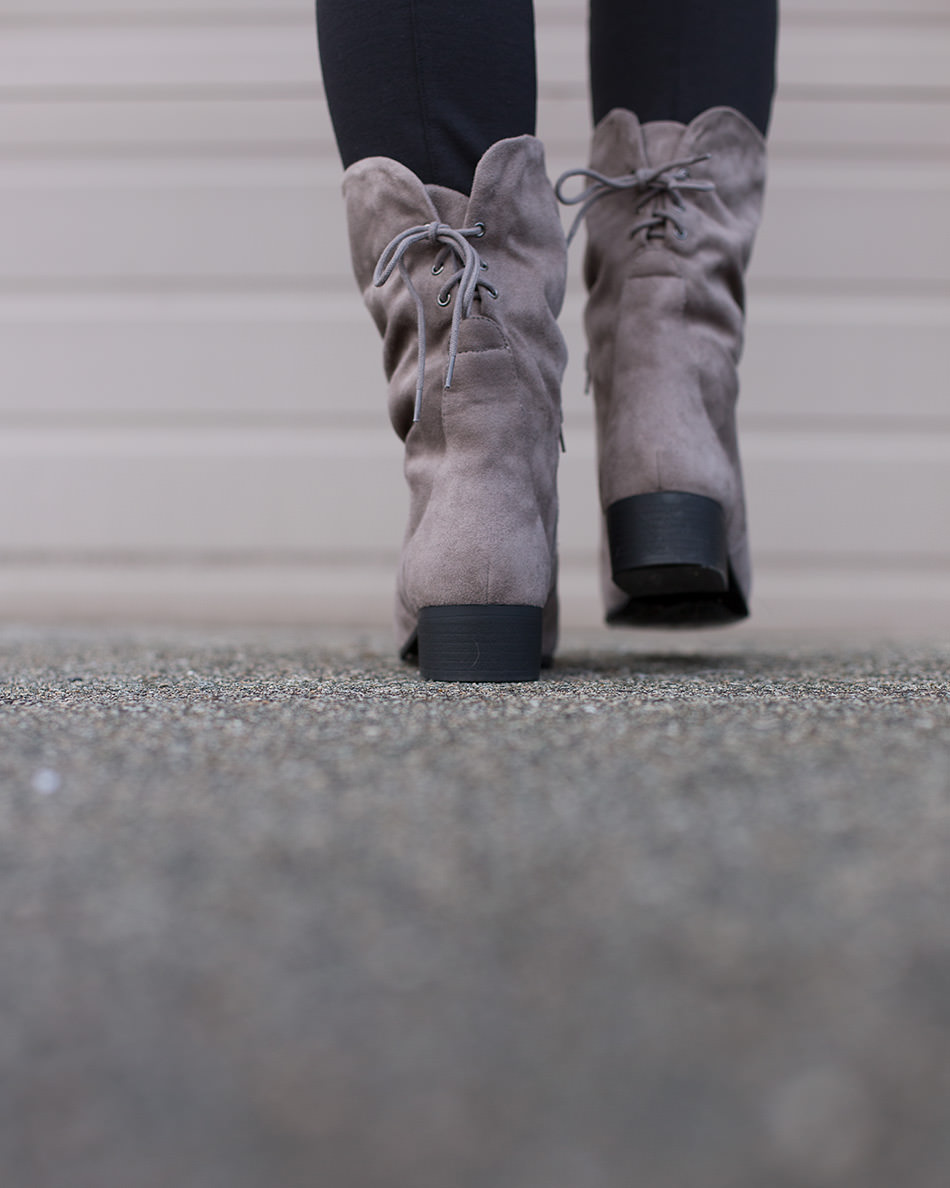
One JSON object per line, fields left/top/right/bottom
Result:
{"left": 437, "top": 293, "right": 452, "bottom": 307}
{"left": 674, "top": 227, "right": 689, "bottom": 241}
{"left": 473, "top": 221, "right": 486, "bottom": 238}
{"left": 431, "top": 262, "right": 444, "bottom": 275}
{"left": 483, "top": 284, "right": 498, "bottom": 300}
{"left": 480, "top": 261, "right": 489, "bottom": 271}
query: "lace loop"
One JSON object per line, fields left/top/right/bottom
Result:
{"left": 555, "top": 153, "right": 714, "bottom": 246}
{"left": 373, "top": 220, "right": 495, "bottom": 423}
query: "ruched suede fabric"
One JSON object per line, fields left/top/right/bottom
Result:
{"left": 343, "top": 137, "right": 568, "bottom": 658}
{"left": 581, "top": 107, "right": 766, "bottom": 618}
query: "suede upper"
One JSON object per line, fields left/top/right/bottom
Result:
{"left": 580, "top": 106, "right": 767, "bottom": 614}
{"left": 343, "top": 136, "right": 568, "bottom": 655}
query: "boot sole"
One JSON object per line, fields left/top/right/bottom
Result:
{"left": 406, "top": 605, "right": 544, "bottom": 683}
{"left": 606, "top": 491, "right": 748, "bottom": 627}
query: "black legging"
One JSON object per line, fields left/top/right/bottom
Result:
{"left": 317, "top": 1, "right": 777, "bottom": 195}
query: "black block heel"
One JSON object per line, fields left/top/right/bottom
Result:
{"left": 605, "top": 491, "right": 748, "bottom": 627}
{"left": 415, "top": 605, "right": 543, "bottom": 683}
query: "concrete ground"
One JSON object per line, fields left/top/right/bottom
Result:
{"left": 3, "top": 624, "right": 950, "bottom": 1188}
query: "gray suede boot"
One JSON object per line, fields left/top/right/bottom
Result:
{"left": 557, "top": 107, "right": 767, "bottom": 626}
{"left": 343, "top": 136, "right": 568, "bottom": 681}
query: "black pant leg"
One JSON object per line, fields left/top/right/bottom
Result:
{"left": 589, "top": 0, "right": 778, "bottom": 136}
{"left": 317, "top": 0, "right": 537, "bottom": 194}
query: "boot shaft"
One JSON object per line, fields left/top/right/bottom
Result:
{"left": 579, "top": 107, "right": 767, "bottom": 349}
{"left": 343, "top": 136, "right": 568, "bottom": 441}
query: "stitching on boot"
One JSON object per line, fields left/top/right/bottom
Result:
{"left": 456, "top": 315, "right": 512, "bottom": 356}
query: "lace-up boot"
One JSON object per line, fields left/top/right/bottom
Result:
{"left": 343, "top": 136, "right": 568, "bottom": 680}
{"left": 558, "top": 107, "right": 767, "bottom": 625}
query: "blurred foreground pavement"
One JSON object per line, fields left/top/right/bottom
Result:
{"left": 2, "top": 625, "right": 950, "bottom": 1188}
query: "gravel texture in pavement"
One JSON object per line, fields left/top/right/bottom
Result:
{"left": 2, "top": 625, "right": 950, "bottom": 1188}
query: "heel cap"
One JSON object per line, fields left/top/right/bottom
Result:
{"left": 413, "top": 605, "right": 543, "bottom": 683}
{"left": 606, "top": 491, "right": 748, "bottom": 627}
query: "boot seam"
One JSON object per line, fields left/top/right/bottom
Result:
{"left": 455, "top": 314, "right": 512, "bottom": 356}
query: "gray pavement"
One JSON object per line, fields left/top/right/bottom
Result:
{"left": 2, "top": 624, "right": 950, "bottom": 1188}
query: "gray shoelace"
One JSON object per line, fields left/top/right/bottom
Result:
{"left": 373, "top": 219, "right": 497, "bottom": 423}
{"left": 555, "top": 153, "right": 715, "bottom": 246}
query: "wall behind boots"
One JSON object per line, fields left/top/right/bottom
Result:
{"left": 1, "top": 0, "right": 948, "bottom": 630}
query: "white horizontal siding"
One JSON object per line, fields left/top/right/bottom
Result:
{"left": 4, "top": 425, "right": 950, "bottom": 564}
{"left": 6, "top": 561, "right": 950, "bottom": 635}
{"left": 5, "top": 94, "right": 949, "bottom": 157}
{"left": 5, "top": 0, "right": 946, "bottom": 18}
{"left": 0, "top": 0, "right": 948, "bottom": 631}
{"left": 3, "top": 22, "right": 949, "bottom": 94}
{"left": 5, "top": 158, "right": 948, "bottom": 288}
{"left": 3, "top": 294, "right": 947, "bottom": 429}
{"left": 1, "top": 98, "right": 335, "bottom": 152}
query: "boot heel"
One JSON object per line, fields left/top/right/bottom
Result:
{"left": 607, "top": 490, "right": 728, "bottom": 595}
{"left": 417, "top": 605, "right": 543, "bottom": 683}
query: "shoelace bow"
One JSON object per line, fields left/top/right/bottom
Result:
{"left": 373, "top": 219, "right": 496, "bottom": 423}
{"left": 555, "top": 153, "right": 715, "bottom": 246}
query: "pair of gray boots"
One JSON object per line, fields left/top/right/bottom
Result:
{"left": 343, "top": 107, "right": 767, "bottom": 682}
